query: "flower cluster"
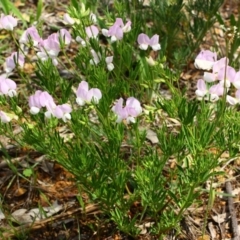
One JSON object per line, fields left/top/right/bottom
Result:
{"left": 75, "top": 18, "right": 161, "bottom": 72}
{"left": 112, "top": 97, "right": 142, "bottom": 123}
{"left": 102, "top": 18, "right": 131, "bottom": 42}
{"left": 20, "top": 26, "right": 42, "bottom": 47}
{"left": 0, "top": 76, "right": 17, "bottom": 97}
{"left": 5, "top": 52, "right": 25, "bottom": 73}
{"left": 76, "top": 81, "right": 102, "bottom": 106}
{"left": 75, "top": 26, "right": 115, "bottom": 71}
{"left": 29, "top": 90, "right": 72, "bottom": 122}
{"left": 195, "top": 50, "right": 240, "bottom": 103}
{"left": 137, "top": 33, "right": 161, "bottom": 51}
{"left": 28, "top": 82, "right": 142, "bottom": 124}
{"left": 0, "top": 75, "right": 17, "bottom": 123}
{"left": 37, "top": 29, "right": 71, "bottom": 65}
{"left": 19, "top": 26, "right": 71, "bottom": 66}
{"left": 0, "top": 14, "right": 147, "bottom": 125}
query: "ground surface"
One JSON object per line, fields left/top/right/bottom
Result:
{"left": 0, "top": 0, "right": 240, "bottom": 239}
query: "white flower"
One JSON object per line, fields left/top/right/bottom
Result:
{"left": 76, "top": 36, "right": 86, "bottom": 47}
{"left": 90, "top": 50, "right": 101, "bottom": 65}
{"left": 63, "top": 13, "right": 75, "bottom": 25}
{"left": 90, "top": 13, "right": 97, "bottom": 23}
{"left": 105, "top": 56, "right": 114, "bottom": 71}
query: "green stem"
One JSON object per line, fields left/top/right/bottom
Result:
{"left": 175, "top": 183, "right": 196, "bottom": 223}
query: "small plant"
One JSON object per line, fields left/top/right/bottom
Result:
{"left": 0, "top": 0, "right": 239, "bottom": 238}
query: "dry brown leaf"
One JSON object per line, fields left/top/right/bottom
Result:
{"left": 135, "top": 222, "right": 154, "bottom": 234}
{"left": 138, "top": 127, "right": 159, "bottom": 144}
{"left": 232, "top": 187, "right": 240, "bottom": 197}
{"left": 208, "top": 222, "right": 217, "bottom": 239}
{"left": 14, "top": 0, "right": 24, "bottom": 7}
{"left": 11, "top": 201, "right": 63, "bottom": 224}
{"left": 146, "top": 129, "right": 158, "bottom": 144}
{"left": 212, "top": 213, "right": 228, "bottom": 224}
{"left": 197, "top": 235, "right": 210, "bottom": 240}
{"left": 13, "top": 187, "right": 27, "bottom": 197}
{"left": 23, "top": 63, "right": 36, "bottom": 74}
{"left": 0, "top": 209, "right": 5, "bottom": 220}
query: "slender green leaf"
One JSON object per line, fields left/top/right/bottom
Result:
{"left": 0, "top": 0, "right": 10, "bottom": 14}
{"left": 36, "top": 0, "right": 43, "bottom": 22}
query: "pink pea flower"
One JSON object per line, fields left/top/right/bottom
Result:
{"left": 85, "top": 25, "right": 99, "bottom": 39}
{"left": 53, "top": 104, "right": 72, "bottom": 122}
{"left": 102, "top": 18, "right": 131, "bottom": 42}
{"left": 137, "top": 33, "right": 161, "bottom": 51}
{"left": 217, "top": 66, "right": 236, "bottom": 88}
{"left": 107, "top": 24, "right": 123, "bottom": 42}
{"left": 105, "top": 56, "right": 114, "bottom": 71}
{"left": 0, "top": 76, "right": 17, "bottom": 97}
{"left": 59, "top": 29, "right": 72, "bottom": 45}
{"left": 148, "top": 35, "right": 161, "bottom": 51}
{"left": 76, "top": 25, "right": 98, "bottom": 47}
{"left": 44, "top": 101, "right": 57, "bottom": 118}
{"left": 212, "top": 57, "right": 229, "bottom": 74}
{"left": 112, "top": 97, "right": 142, "bottom": 123}
{"left": 208, "top": 83, "right": 224, "bottom": 102}
{"left": 52, "top": 104, "right": 72, "bottom": 122}
{"left": 236, "top": 89, "right": 240, "bottom": 100}
{"left": 0, "top": 111, "right": 11, "bottom": 123}
{"left": 202, "top": 57, "right": 230, "bottom": 83}
{"left": 227, "top": 95, "right": 238, "bottom": 105}
{"left": 76, "top": 80, "right": 102, "bottom": 106}
{"left": 112, "top": 18, "right": 131, "bottom": 33}
{"left": 0, "top": 14, "right": 18, "bottom": 31}
{"left": 194, "top": 50, "right": 217, "bottom": 70}
{"left": 28, "top": 91, "right": 42, "bottom": 114}
{"left": 20, "top": 26, "right": 42, "bottom": 46}
{"left": 5, "top": 52, "right": 25, "bottom": 73}
{"left": 195, "top": 79, "right": 208, "bottom": 99}
{"left": 232, "top": 71, "right": 240, "bottom": 89}
{"left": 28, "top": 90, "right": 55, "bottom": 114}
{"left": 137, "top": 33, "right": 149, "bottom": 50}
{"left": 119, "top": 19, "right": 132, "bottom": 33}
{"left": 37, "top": 33, "right": 60, "bottom": 65}
{"left": 227, "top": 89, "right": 240, "bottom": 105}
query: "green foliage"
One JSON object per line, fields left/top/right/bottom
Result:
{"left": 1, "top": 0, "right": 240, "bottom": 238}
{"left": 20, "top": 89, "right": 238, "bottom": 237}
{"left": 36, "top": 0, "right": 43, "bottom": 22}
{"left": 88, "top": 0, "right": 224, "bottom": 70}
{"left": 0, "top": 0, "right": 9, "bottom": 15}
{"left": 23, "top": 168, "right": 33, "bottom": 177}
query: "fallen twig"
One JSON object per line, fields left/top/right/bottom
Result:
{"left": 2, "top": 203, "right": 99, "bottom": 238}
{"left": 225, "top": 181, "right": 240, "bottom": 240}
{"left": 0, "top": 154, "right": 46, "bottom": 168}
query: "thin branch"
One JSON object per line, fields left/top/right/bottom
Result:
{"left": 225, "top": 181, "right": 240, "bottom": 240}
